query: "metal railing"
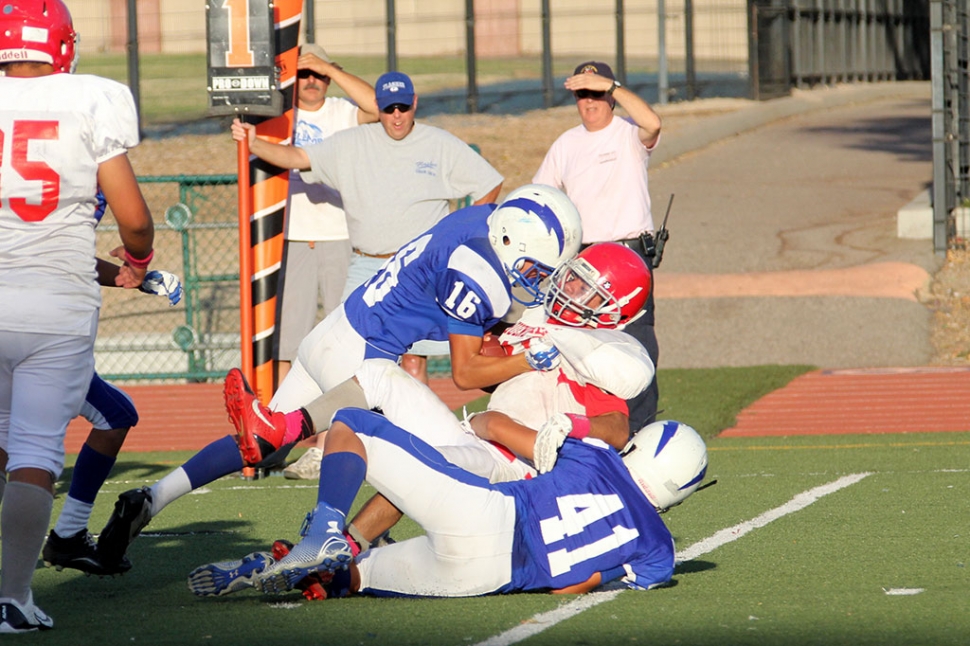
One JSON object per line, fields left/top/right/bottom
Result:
{"left": 931, "top": 0, "right": 970, "bottom": 252}
{"left": 748, "top": 0, "right": 929, "bottom": 100}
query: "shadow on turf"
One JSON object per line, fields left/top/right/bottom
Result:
{"left": 675, "top": 560, "right": 716, "bottom": 575}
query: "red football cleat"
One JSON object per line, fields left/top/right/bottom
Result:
{"left": 271, "top": 539, "right": 332, "bottom": 601}
{"left": 224, "top": 368, "right": 286, "bottom": 465}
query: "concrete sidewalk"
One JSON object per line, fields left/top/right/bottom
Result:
{"left": 645, "top": 81, "right": 937, "bottom": 370}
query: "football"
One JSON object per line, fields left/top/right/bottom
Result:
{"left": 479, "top": 333, "right": 510, "bottom": 357}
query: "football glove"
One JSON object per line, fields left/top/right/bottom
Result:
{"left": 533, "top": 413, "right": 572, "bottom": 474}
{"left": 139, "top": 270, "right": 183, "bottom": 306}
{"left": 525, "top": 338, "right": 561, "bottom": 371}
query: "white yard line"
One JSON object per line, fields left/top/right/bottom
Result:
{"left": 473, "top": 472, "right": 872, "bottom": 646}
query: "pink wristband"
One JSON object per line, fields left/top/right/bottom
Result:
{"left": 565, "top": 413, "right": 591, "bottom": 439}
{"left": 124, "top": 248, "right": 154, "bottom": 269}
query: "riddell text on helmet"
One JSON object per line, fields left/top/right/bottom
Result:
{"left": 0, "top": 50, "right": 32, "bottom": 63}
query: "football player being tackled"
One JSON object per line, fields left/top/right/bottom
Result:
{"left": 187, "top": 243, "right": 707, "bottom": 599}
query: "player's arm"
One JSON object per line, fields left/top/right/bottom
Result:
{"left": 230, "top": 119, "right": 311, "bottom": 169}
{"left": 449, "top": 333, "right": 533, "bottom": 391}
{"left": 588, "top": 411, "right": 631, "bottom": 451}
{"left": 96, "top": 258, "right": 121, "bottom": 287}
{"left": 552, "top": 572, "right": 602, "bottom": 595}
{"left": 468, "top": 410, "right": 537, "bottom": 460}
{"left": 470, "top": 409, "right": 628, "bottom": 464}
{"left": 97, "top": 153, "right": 155, "bottom": 286}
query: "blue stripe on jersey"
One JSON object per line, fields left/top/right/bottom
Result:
{"left": 332, "top": 408, "right": 495, "bottom": 490}
{"left": 447, "top": 244, "right": 512, "bottom": 317}
{"left": 499, "top": 197, "right": 566, "bottom": 255}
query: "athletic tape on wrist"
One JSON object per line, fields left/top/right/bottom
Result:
{"left": 124, "top": 248, "right": 154, "bottom": 269}
{"left": 564, "top": 413, "right": 591, "bottom": 439}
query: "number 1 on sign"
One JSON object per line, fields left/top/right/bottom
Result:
{"left": 222, "top": 0, "right": 255, "bottom": 67}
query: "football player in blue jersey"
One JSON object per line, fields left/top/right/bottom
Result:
{"left": 255, "top": 409, "right": 707, "bottom": 597}
{"left": 95, "top": 185, "right": 583, "bottom": 571}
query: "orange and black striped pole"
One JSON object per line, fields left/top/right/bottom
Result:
{"left": 241, "top": 0, "right": 301, "bottom": 404}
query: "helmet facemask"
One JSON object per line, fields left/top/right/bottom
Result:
{"left": 506, "top": 257, "right": 555, "bottom": 307}
{"left": 545, "top": 257, "right": 623, "bottom": 328}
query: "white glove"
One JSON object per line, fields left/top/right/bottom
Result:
{"left": 533, "top": 413, "right": 573, "bottom": 474}
{"left": 525, "top": 338, "right": 561, "bottom": 372}
{"left": 140, "top": 270, "right": 183, "bottom": 306}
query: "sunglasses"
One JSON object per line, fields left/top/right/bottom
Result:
{"left": 297, "top": 69, "right": 330, "bottom": 82}
{"left": 382, "top": 103, "right": 413, "bottom": 114}
{"left": 575, "top": 89, "right": 607, "bottom": 100}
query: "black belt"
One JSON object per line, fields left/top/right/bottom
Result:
{"left": 582, "top": 233, "right": 655, "bottom": 259}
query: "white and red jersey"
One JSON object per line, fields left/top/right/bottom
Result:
{"left": 490, "top": 306, "right": 655, "bottom": 430}
{"left": 0, "top": 73, "right": 139, "bottom": 335}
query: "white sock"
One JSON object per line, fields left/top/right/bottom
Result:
{"left": 0, "top": 482, "right": 53, "bottom": 604}
{"left": 53, "top": 496, "right": 94, "bottom": 538}
{"left": 149, "top": 467, "right": 192, "bottom": 517}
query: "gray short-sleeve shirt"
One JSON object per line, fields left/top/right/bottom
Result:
{"left": 301, "top": 123, "right": 503, "bottom": 255}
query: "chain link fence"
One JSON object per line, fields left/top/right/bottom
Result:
{"left": 96, "top": 176, "right": 241, "bottom": 383}
{"left": 96, "top": 175, "right": 455, "bottom": 383}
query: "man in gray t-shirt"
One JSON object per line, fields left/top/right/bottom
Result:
{"left": 230, "top": 71, "right": 502, "bottom": 438}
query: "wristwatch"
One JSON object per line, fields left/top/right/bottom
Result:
{"left": 607, "top": 80, "right": 622, "bottom": 95}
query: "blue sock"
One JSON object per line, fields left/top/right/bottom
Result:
{"left": 316, "top": 452, "right": 366, "bottom": 518}
{"left": 68, "top": 444, "right": 116, "bottom": 504}
{"left": 182, "top": 436, "right": 245, "bottom": 489}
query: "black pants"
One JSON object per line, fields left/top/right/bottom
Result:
{"left": 622, "top": 298, "right": 659, "bottom": 434}
{"left": 581, "top": 241, "right": 659, "bottom": 434}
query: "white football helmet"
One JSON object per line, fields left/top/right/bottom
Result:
{"left": 487, "top": 185, "right": 583, "bottom": 306}
{"left": 622, "top": 420, "right": 708, "bottom": 512}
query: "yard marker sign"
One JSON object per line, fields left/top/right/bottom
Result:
{"left": 206, "top": 0, "right": 301, "bottom": 403}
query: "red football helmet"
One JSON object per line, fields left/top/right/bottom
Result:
{"left": 0, "top": 0, "right": 78, "bottom": 73}
{"left": 544, "top": 242, "right": 651, "bottom": 329}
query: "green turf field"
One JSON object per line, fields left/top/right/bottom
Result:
{"left": 29, "top": 366, "right": 970, "bottom": 644}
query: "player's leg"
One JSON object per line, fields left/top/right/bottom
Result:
{"left": 255, "top": 418, "right": 367, "bottom": 593}
{"left": 1, "top": 327, "right": 94, "bottom": 631}
{"left": 45, "top": 373, "right": 138, "bottom": 575}
{"left": 96, "top": 434, "right": 247, "bottom": 569}
{"left": 230, "top": 307, "right": 371, "bottom": 470}
{"left": 341, "top": 411, "right": 516, "bottom": 597}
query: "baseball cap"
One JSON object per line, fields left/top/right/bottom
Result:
{"left": 375, "top": 71, "right": 415, "bottom": 111}
{"left": 300, "top": 43, "right": 332, "bottom": 63}
{"left": 573, "top": 61, "right": 615, "bottom": 81}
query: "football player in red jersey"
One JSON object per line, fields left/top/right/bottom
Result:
{"left": 0, "top": 0, "right": 154, "bottom": 631}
